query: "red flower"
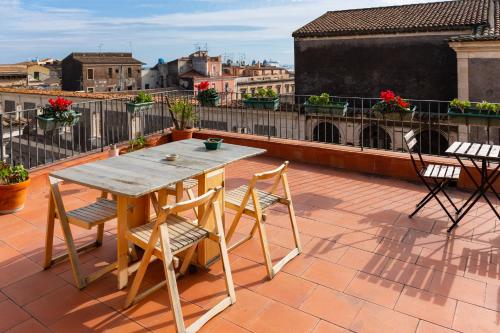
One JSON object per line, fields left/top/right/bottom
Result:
{"left": 48, "top": 97, "right": 72, "bottom": 112}
{"left": 196, "top": 81, "right": 210, "bottom": 91}
{"left": 380, "top": 90, "right": 395, "bottom": 103}
{"left": 396, "top": 96, "right": 409, "bottom": 108}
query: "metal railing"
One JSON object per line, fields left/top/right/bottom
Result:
{"left": 1, "top": 89, "right": 499, "bottom": 170}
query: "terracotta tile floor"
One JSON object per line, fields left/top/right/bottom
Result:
{"left": 0, "top": 155, "right": 499, "bottom": 332}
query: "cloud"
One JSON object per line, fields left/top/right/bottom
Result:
{"left": 0, "top": 0, "right": 452, "bottom": 65}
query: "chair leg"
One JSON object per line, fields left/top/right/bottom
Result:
{"left": 287, "top": 201, "right": 302, "bottom": 252}
{"left": 255, "top": 214, "right": 274, "bottom": 279}
{"left": 124, "top": 238, "right": 156, "bottom": 308}
{"left": 96, "top": 224, "right": 104, "bottom": 247}
{"left": 213, "top": 203, "right": 236, "bottom": 303}
{"left": 59, "top": 218, "right": 87, "bottom": 289}
{"left": 43, "top": 195, "right": 56, "bottom": 269}
{"left": 159, "top": 225, "right": 186, "bottom": 333}
{"left": 186, "top": 188, "right": 198, "bottom": 219}
{"left": 225, "top": 209, "right": 244, "bottom": 247}
{"left": 410, "top": 182, "right": 444, "bottom": 218}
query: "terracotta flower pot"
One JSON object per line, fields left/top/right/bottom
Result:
{"left": 0, "top": 178, "right": 30, "bottom": 214}
{"left": 171, "top": 128, "right": 196, "bottom": 141}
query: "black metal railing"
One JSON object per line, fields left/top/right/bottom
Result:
{"left": 1, "top": 89, "right": 498, "bottom": 170}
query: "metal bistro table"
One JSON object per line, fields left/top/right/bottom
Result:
{"left": 445, "top": 141, "right": 500, "bottom": 231}
{"left": 50, "top": 139, "right": 266, "bottom": 289}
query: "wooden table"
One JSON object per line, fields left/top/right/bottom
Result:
{"left": 445, "top": 141, "right": 499, "bottom": 230}
{"left": 50, "top": 139, "right": 265, "bottom": 289}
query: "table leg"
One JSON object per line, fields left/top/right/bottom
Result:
{"left": 195, "top": 167, "right": 225, "bottom": 267}
{"left": 117, "top": 194, "right": 150, "bottom": 290}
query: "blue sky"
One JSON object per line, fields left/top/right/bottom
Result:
{"left": 0, "top": 0, "right": 447, "bottom": 67}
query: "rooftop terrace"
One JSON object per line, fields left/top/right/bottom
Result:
{"left": 0, "top": 152, "right": 498, "bottom": 332}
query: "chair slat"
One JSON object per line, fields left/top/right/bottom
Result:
{"left": 445, "top": 166, "right": 453, "bottom": 179}
{"left": 456, "top": 142, "right": 471, "bottom": 155}
{"left": 467, "top": 143, "right": 481, "bottom": 157}
{"left": 488, "top": 145, "right": 500, "bottom": 159}
{"left": 446, "top": 141, "right": 462, "bottom": 154}
{"left": 404, "top": 130, "right": 415, "bottom": 142}
{"left": 438, "top": 166, "right": 447, "bottom": 179}
{"left": 477, "top": 144, "right": 491, "bottom": 157}
{"left": 424, "top": 165, "right": 435, "bottom": 178}
{"left": 407, "top": 138, "right": 417, "bottom": 151}
{"left": 431, "top": 165, "right": 441, "bottom": 178}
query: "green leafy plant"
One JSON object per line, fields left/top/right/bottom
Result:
{"left": 128, "top": 136, "right": 146, "bottom": 151}
{"left": 373, "top": 90, "right": 412, "bottom": 114}
{"left": 41, "top": 97, "right": 79, "bottom": 123}
{"left": 475, "top": 101, "right": 498, "bottom": 114}
{"left": 449, "top": 98, "right": 471, "bottom": 113}
{"left": 0, "top": 162, "right": 28, "bottom": 185}
{"left": 198, "top": 88, "right": 219, "bottom": 102}
{"left": 132, "top": 91, "right": 153, "bottom": 104}
{"left": 307, "top": 93, "right": 332, "bottom": 106}
{"left": 245, "top": 87, "right": 278, "bottom": 100}
{"left": 171, "top": 99, "right": 197, "bottom": 130}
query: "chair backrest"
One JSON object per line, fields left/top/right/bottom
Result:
{"left": 251, "top": 161, "right": 289, "bottom": 195}
{"left": 157, "top": 186, "right": 223, "bottom": 229}
{"left": 404, "top": 130, "right": 426, "bottom": 173}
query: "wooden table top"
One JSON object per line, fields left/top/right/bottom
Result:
{"left": 446, "top": 141, "right": 500, "bottom": 162}
{"left": 51, "top": 139, "right": 266, "bottom": 197}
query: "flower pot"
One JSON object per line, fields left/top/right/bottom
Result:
{"left": 448, "top": 108, "right": 500, "bottom": 126}
{"left": 373, "top": 105, "right": 416, "bottom": 121}
{"left": 0, "top": 178, "right": 30, "bottom": 214}
{"left": 204, "top": 138, "right": 223, "bottom": 150}
{"left": 198, "top": 96, "right": 220, "bottom": 107}
{"left": 36, "top": 111, "right": 81, "bottom": 131}
{"left": 125, "top": 102, "right": 154, "bottom": 113}
{"left": 304, "top": 102, "right": 348, "bottom": 115}
{"left": 171, "top": 128, "right": 196, "bottom": 141}
{"left": 243, "top": 98, "right": 280, "bottom": 111}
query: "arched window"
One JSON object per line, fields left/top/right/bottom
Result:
{"left": 361, "top": 125, "right": 392, "bottom": 150}
{"left": 313, "top": 122, "right": 341, "bottom": 144}
{"left": 417, "top": 130, "right": 449, "bottom": 155}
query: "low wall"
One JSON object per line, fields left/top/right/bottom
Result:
{"left": 194, "top": 130, "right": 497, "bottom": 192}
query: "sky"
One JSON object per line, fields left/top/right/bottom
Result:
{"left": 0, "top": 0, "right": 450, "bottom": 67}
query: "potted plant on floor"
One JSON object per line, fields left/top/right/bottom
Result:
{"left": 0, "top": 162, "right": 30, "bottom": 214}
{"left": 243, "top": 87, "right": 280, "bottom": 111}
{"left": 169, "top": 98, "right": 197, "bottom": 141}
{"left": 119, "top": 136, "right": 148, "bottom": 155}
{"left": 197, "top": 81, "right": 220, "bottom": 107}
{"left": 372, "top": 90, "right": 416, "bottom": 121}
{"left": 304, "top": 93, "right": 348, "bottom": 115}
{"left": 36, "top": 97, "right": 81, "bottom": 131}
{"left": 448, "top": 99, "right": 500, "bottom": 126}
{"left": 125, "top": 91, "right": 154, "bottom": 113}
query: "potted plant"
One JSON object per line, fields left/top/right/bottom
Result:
{"left": 126, "top": 91, "right": 154, "bottom": 113}
{"left": 243, "top": 87, "right": 280, "bottom": 111}
{"left": 0, "top": 162, "right": 30, "bottom": 214}
{"left": 119, "top": 136, "right": 147, "bottom": 155}
{"left": 304, "top": 93, "right": 348, "bottom": 115}
{"left": 448, "top": 99, "right": 500, "bottom": 126}
{"left": 169, "top": 98, "right": 197, "bottom": 141}
{"left": 372, "top": 90, "right": 416, "bottom": 121}
{"left": 36, "top": 97, "right": 81, "bottom": 131}
{"left": 197, "top": 81, "right": 220, "bottom": 107}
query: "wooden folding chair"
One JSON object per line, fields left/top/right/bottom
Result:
{"left": 44, "top": 176, "right": 118, "bottom": 289}
{"left": 225, "top": 161, "right": 302, "bottom": 279}
{"left": 404, "top": 130, "right": 460, "bottom": 230}
{"left": 151, "top": 179, "right": 198, "bottom": 218}
{"left": 124, "top": 186, "right": 236, "bottom": 333}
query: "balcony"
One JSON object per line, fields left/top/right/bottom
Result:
{"left": 0, "top": 91, "right": 499, "bottom": 332}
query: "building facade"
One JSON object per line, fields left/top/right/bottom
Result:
{"left": 61, "top": 53, "right": 143, "bottom": 92}
{"left": 224, "top": 63, "right": 295, "bottom": 95}
{"left": 293, "top": 0, "right": 500, "bottom": 102}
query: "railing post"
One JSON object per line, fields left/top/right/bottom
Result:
{"left": 267, "top": 108, "right": 271, "bottom": 140}
{"left": 360, "top": 98, "right": 364, "bottom": 151}
{"left": 99, "top": 101, "right": 104, "bottom": 152}
{"left": 161, "top": 92, "right": 165, "bottom": 132}
{"left": 0, "top": 114, "right": 3, "bottom": 162}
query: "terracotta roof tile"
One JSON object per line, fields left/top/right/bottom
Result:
{"left": 65, "top": 52, "right": 143, "bottom": 65}
{"left": 293, "top": 0, "right": 491, "bottom": 38}
{"left": 451, "top": 0, "right": 500, "bottom": 41}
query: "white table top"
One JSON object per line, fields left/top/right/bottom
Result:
{"left": 446, "top": 141, "right": 500, "bottom": 162}
{"left": 51, "top": 139, "right": 266, "bottom": 197}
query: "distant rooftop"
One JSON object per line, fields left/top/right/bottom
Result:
{"left": 0, "top": 65, "right": 27, "bottom": 75}
{"left": 293, "top": 0, "right": 499, "bottom": 41}
{"left": 63, "top": 52, "right": 143, "bottom": 65}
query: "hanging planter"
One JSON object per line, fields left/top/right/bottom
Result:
{"left": 126, "top": 91, "right": 154, "bottom": 113}
{"left": 197, "top": 82, "right": 221, "bottom": 107}
{"left": 243, "top": 87, "right": 280, "bottom": 111}
{"left": 372, "top": 90, "right": 416, "bottom": 121}
{"left": 303, "top": 93, "right": 348, "bottom": 115}
{"left": 36, "top": 97, "right": 81, "bottom": 131}
{"left": 447, "top": 99, "right": 500, "bottom": 126}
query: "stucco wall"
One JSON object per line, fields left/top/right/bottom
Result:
{"left": 294, "top": 34, "right": 462, "bottom": 100}
{"left": 468, "top": 58, "right": 500, "bottom": 103}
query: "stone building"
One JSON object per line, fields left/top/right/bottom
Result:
{"left": 224, "top": 63, "right": 295, "bottom": 95}
{"left": 61, "top": 53, "right": 143, "bottom": 92}
{"left": 293, "top": 0, "right": 500, "bottom": 102}
{"left": 0, "top": 65, "right": 28, "bottom": 88}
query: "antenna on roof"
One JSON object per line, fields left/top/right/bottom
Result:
{"left": 98, "top": 43, "right": 103, "bottom": 54}
{"left": 128, "top": 41, "right": 133, "bottom": 53}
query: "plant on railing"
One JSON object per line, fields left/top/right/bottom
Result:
{"left": 0, "top": 162, "right": 30, "bottom": 214}
{"left": 197, "top": 81, "right": 220, "bottom": 107}
{"left": 243, "top": 87, "right": 280, "bottom": 110}
{"left": 304, "top": 93, "right": 349, "bottom": 115}
{"left": 372, "top": 90, "right": 415, "bottom": 120}
{"left": 126, "top": 91, "right": 154, "bottom": 113}
{"left": 36, "top": 97, "right": 81, "bottom": 131}
{"left": 449, "top": 98, "right": 471, "bottom": 113}
{"left": 448, "top": 98, "right": 500, "bottom": 125}
{"left": 0, "top": 162, "right": 28, "bottom": 185}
